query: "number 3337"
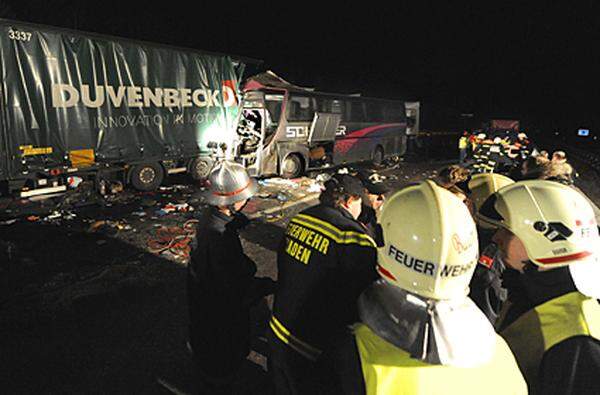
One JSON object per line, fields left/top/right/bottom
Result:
{"left": 8, "top": 29, "right": 32, "bottom": 42}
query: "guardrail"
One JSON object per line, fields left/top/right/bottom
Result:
{"left": 567, "top": 147, "right": 600, "bottom": 175}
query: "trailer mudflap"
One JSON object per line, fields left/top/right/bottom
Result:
{"left": 69, "top": 149, "right": 95, "bottom": 168}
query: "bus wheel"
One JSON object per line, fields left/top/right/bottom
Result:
{"left": 372, "top": 146, "right": 384, "bottom": 166}
{"left": 130, "top": 162, "right": 164, "bottom": 191}
{"left": 188, "top": 157, "right": 213, "bottom": 181}
{"left": 281, "top": 154, "right": 304, "bottom": 178}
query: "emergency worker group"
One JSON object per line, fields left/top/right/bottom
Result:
{"left": 187, "top": 136, "right": 600, "bottom": 394}
{"left": 459, "top": 130, "right": 537, "bottom": 175}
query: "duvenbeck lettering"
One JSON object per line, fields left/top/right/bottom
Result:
{"left": 51, "top": 83, "right": 237, "bottom": 109}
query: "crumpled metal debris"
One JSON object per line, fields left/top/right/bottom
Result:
{"left": 156, "top": 202, "right": 194, "bottom": 216}
{"left": 258, "top": 178, "right": 300, "bottom": 189}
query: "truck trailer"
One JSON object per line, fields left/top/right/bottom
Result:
{"left": 0, "top": 18, "right": 257, "bottom": 197}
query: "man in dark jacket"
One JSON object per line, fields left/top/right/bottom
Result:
{"left": 268, "top": 174, "right": 378, "bottom": 394}
{"left": 467, "top": 173, "right": 515, "bottom": 324}
{"left": 357, "top": 171, "right": 388, "bottom": 247}
{"left": 478, "top": 180, "right": 600, "bottom": 394}
{"left": 330, "top": 180, "right": 526, "bottom": 395}
{"left": 188, "top": 160, "right": 276, "bottom": 394}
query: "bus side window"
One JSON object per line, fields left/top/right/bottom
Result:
{"left": 317, "top": 98, "right": 344, "bottom": 120}
{"left": 331, "top": 100, "right": 344, "bottom": 119}
{"left": 383, "top": 105, "right": 405, "bottom": 123}
{"left": 316, "top": 97, "right": 328, "bottom": 113}
{"left": 366, "top": 101, "right": 384, "bottom": 122}
{"left": 287, "top": 95, "right": 315, "bottom": 122}
{"left": 347, "top": 101, "right": 366, "bottom": 122}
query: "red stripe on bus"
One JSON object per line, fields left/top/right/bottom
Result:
{"left": 344, "top": 123, "right": 406, "bottom": 139}
{"left": 335, "top": 123, "right": 406, "bottom": 154}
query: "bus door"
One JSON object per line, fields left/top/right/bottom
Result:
{"left": 236, "top": 90, "right": 285, "bottom": 177}
{"left": 306, "top": 112, "right": 340, "bottom": 167}
{"left": 259, "top": 92, "right": 285, "bottom": 176}
{"left": 236, "top": 91, "right": 266, "bottom": 176}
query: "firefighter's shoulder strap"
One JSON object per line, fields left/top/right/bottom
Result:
{"left": 354, "top": 323, "right": 527, "bottom": 395}
{"left": 500, "top": 291, "right": 600, "bottom": 385}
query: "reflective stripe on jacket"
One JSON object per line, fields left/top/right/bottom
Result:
{"left": 354, "top": 324, "right": 527, "bottom": 395}
{"left": 500, "top": 291, "right": 600, "bottom": 387}
{"left": 272, "top": 204, "right": 378, "bottom": 358}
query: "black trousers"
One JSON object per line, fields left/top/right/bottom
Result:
{"left": 267, "top": 331, "right": 338, "bottom": 395}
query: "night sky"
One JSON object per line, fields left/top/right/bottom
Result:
{"left": 1, "top": 1, "right": 599, "bottom": 133}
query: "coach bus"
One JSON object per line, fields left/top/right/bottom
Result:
{"left": 234, "top": 73, "right": 407, "bottom": 178}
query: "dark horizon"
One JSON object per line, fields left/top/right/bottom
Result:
{"left": 2, "top": 1, "right": 599, "bottom": 133}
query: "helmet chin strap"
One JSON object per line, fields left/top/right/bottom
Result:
{"left": 228, "top": 199, "right": 249, "bottom": 214}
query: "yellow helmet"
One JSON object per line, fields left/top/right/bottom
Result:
{"left": 477, "top": 180, "right": 600, "bottom": 298}
{"left": 468, "top": 173, "right": 515, "bottom": 213}
{"left": 377, "top": 180, "right": 479, "bottom": 300}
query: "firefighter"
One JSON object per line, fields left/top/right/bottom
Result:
{"left": 467, "top": 173, "right": 515, "bottom": 324}
{"left": 469, "top": 131, "right": 479, "bottom": 152}
{"left": 331, "top": 180, "right": 527, "bottom": 394}
{"left": 486, "top": 136, "right": 508, "bottom": 173}
{"left": 187, "top": 160, "right": 276, "bottom": 394}
{"left": 477, "top": 180, "right": 600, "bottom": 394}
{"left": 269, "top": 174, "right": 378, "bottom": 394}
{"left": 431, "top": 164, "right": 473, "bottom": 213}
{"left": 472, "top": 133, "right": 493, "bottom": 173}
{"left": 357, "top": 171, "right": 388, "bottom": 246}
{"left": 519, "top": 156, "right": 599, "bottom": 230}
{"left": 458, "top": 131, "right": 469, "bottom": 164}
{"left": 516, "top": 132, "right": 534, "bottom": 160}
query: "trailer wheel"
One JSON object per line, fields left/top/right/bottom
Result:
{"left": 130, "top": 163, "right": 164, "bottom": 191}
{"left": 188, "top": 157, "right": 213, "bottom": 181}
{"left": 372, "top": 146, "right": 384, "bottom": 166}
{"left": 281, "top": 154, "right": 304, "bottom": 179}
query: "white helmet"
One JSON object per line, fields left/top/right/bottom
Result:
{"left": 477, "top": 180, "right": 600, "bottom": 298}
{"left": 377, "top": 180, "right": 479, "bottom": 300}
{"left": 477, "top": 133, "right": 486, "bottom": 140}
{"left": 203, "top": 160, "right": 258, "bottom": 206}
{"left": 468, "top": 173, "right": 515, "bottom": 214}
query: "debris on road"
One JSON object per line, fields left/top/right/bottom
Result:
{"left": 146, "top": 220, "right": 198, "bottom": 260}
{"left": 258, "top": 178, "right": 300, "bottom": 189}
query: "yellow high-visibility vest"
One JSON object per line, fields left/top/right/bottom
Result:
{"left": 459, "top": 136, "right": 468, "bottom": 149}
{"left": 500, "top": 291, "right": 600, "bottom": 387}
{"left": 354, "top": 324, "right": 527, "bottom": 395}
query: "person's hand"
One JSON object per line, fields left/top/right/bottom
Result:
{"left": 227, "top": 212, "right": 251, "bottom": 230}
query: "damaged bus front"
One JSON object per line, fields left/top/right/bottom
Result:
{"left": 234, "top": 72, "right": 408, "bottom": 178}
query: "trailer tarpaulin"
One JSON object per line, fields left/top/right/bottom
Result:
{"left": 0, "top": 20, "right": 244, "bottom": 179}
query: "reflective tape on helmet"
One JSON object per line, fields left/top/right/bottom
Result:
{"left": 212, "top": 180, "right": 251, "bottom": 197}
{"left": 537, "top": 251, "right": 593, "bottom": 265}
{"left": 377, "top": 264, "right": 397, "bottom": 281}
